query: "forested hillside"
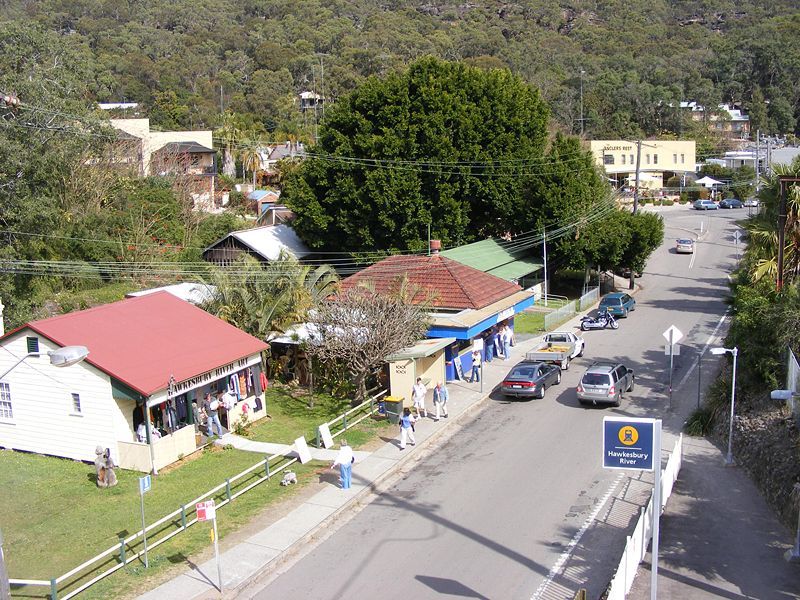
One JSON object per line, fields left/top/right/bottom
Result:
{"left": 2, "top": 0, "right": 798, "bottom": 139}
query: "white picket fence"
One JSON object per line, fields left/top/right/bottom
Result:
{"left": 606, "top": 434, "right": 683, "bottom": 600}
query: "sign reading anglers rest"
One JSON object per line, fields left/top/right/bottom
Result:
{"left": 602, "top": 417, "right": 656, "bottom": 471}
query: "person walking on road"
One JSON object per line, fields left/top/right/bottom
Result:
{"left": 399, "top": 407, "right": 417, "bottom": 450}
{"left": 432, "top": 381, "right": 449, "bottom": 421}
{"left": 411, "top": 377, "right": 428, "bottom": 418}
{"left": 469, "top": 350, "right": 481, "bottom": 383}
{"left": 330, "top": 440, "right": 354, "bottom": 489}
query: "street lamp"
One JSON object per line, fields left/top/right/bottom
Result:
{"left": 710, "top": 346, "right": 738, "bottom": 465}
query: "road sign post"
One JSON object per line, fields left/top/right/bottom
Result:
{"left": 138, "top": 475, "right": 151, "bottom": 568}
{"left": 663, "top": 326, "right": 683, "bottom": 410}
{"left": 197, "top": 500, "right": 222, "bottom": 592}
{"left": 603, "top": 417, "right": 662, "bottom": 600}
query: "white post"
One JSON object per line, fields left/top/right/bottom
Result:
{"left": 651, "top": 419, "right": 662, "bottom": 600}
{"left": 725, "top": 348, "right": 738, "bottom": 465}
{"left": 139, "top": 488, "right": 149, "bottom": 568}
{"left": 0, "top": 529, "right": 10, "bottom": 600}
{"left": 213, "top": 517, "right": 223, "bottom": 593}
{"left": 542, "top": 227, "right": 548, "bottom": 307}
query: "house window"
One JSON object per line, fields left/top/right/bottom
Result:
{"left": 71, "top": 393, "right": 82, "bottom": 414}
{"left": 646, "top": 154, "right": 650, "bottom": 164}
{"left": 622, "top": 155, "right": 626, "bottom": 165}
{"left": 681, "top": 154, "right": 685, "bottom": 163}
{"left": 603, "top": 154, "right": 615, "bottom": 165}
{"left": 673, "top": 154, "right": 677, "bottom": 163}
{"left": 26, "top": 337, "right": 39, "bottom": 354}
{"left": 0, "top": 382, "right": 12, "bottom": 420}
{"left": 630, "top": 154, "right": 634, "bottom": 164}
{"left": 653, "top": 154, "right": 659, "bottom": 165}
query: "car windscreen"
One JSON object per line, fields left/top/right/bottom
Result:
{"left": 600, "top": 298, "right": 621, "bottom": 306}
{"left": 510, "top": 368, "right": 536, "bottom": 379}
{"left": 677, "top": 239, "right": 692, "bottom": 244}
{"left": 582, "top": 373, "right": 610, "bottom": 386}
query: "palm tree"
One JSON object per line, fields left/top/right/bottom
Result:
{"left": 240, "top": 145, "right": 261, "bottom": 186}
{"left": 216, "top": 112, "right": 242, "bottom": 178}
{"left": 743, "top": 162, "right": 800, "bottom": 287}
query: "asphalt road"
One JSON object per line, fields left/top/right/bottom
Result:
{"left": 245, "top": 206, "right": 743, "bottom": 600}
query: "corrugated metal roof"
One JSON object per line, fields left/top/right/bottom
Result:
{"left": 441, "top": 238, "right": 543, "bottom": 281}
{"left": 340, "top": 254, "right": 521, "bottom": 310}
{"left": 23, "top": 292, "right": 267, "bottom": 397}
{"left": 208, "top": 224, "right": 311, "bottom": 260}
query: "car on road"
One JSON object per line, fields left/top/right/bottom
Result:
{"left": 576, "top": 362, "right": 635, "bottom": 407}
{"left": 719, "top": 198, "right": 743, "bottom": 209}
{"left": 744, "top": 198, "right": 760, "bottom": 207}
{"left": 693, "top": 199, "right": 718, "bottom": 210}
{"left": 598, "top": 292, "right": 636, "bottom": 317}
{"left": 676, "top": 238, "right": 695, "bottom": 254}
{"left": 500, "top": 361, "right": 562, "bottom": 399}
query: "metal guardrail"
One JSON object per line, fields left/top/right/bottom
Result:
{"left": 10, "top": 389, "right": 389, "bottom": 599}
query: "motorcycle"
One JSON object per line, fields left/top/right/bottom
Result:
{"left": 580, "top": 310, "right": 619, "bottom": 331}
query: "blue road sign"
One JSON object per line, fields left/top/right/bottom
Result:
{"left": 603, "top": 417, "right": 655, "bottom": 471}
{"left": 139, "top": 474, "right": 152, "bottom": 494}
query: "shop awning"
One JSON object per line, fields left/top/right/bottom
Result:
{"left": 386, "top": 337, "right": 456, "bottom": 361}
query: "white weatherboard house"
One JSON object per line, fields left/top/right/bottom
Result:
{"left": 0, "top": 292, "right": 268, "bottom": 472}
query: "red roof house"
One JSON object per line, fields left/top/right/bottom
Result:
{"left": 0, "top": 292, "right": 269, "bottom": 472}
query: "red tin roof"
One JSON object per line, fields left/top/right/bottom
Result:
{"left": 22, "top": 291, "right": 267, "bottom": 397}
{"left": 339, "top": 254, "right": 522, "bottom": 310}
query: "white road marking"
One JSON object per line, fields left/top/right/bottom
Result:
{"left": 530, "top": 473, "right": 625, "bottom": 600}
{"left": 689, "top": 247, "right": 696, "bottom": 269}
{"left": 674, "top": 311, "right": 730, "bottom": 391}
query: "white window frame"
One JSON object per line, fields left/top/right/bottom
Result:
{"left": 71, "top": 392, "right": 82, "bottom": 415}
{"left": 0, "top": 382, "right": 13, "bottom": 420}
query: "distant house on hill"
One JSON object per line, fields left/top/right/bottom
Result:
{"left": 202, "top": 224, "right": 311, "bottom": 266}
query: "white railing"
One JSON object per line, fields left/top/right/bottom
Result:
{"left": 606, "top": 434, "right": 683, "bottom": 600}
{"left": 316, "top": 389, "right": 387, "bottom": 446}
{"left": 544, "top": 300, "right": 577, "bottom": 331}
{"left": 578, "top": 287, "right": 600, "bottom": 311}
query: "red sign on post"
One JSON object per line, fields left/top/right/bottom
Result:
{"left": 196, "top": 500, "right": 216, "bottom": 522}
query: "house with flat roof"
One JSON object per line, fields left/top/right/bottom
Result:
{"left": 0, "top": 292, "right": 268, "bottom": 472}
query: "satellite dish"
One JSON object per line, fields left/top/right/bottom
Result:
{"left": 48, "top": 346, "right": 90, "bottom": 368}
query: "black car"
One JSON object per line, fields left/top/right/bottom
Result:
{"left": 500, "top": 361, "right": 562, "bottom": 399}
{"left": 720, "top": 198, "right": 743, "bottom": 209}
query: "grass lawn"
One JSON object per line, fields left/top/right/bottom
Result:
{"left": 1, "top": 385, "right": 394, "bottom": 598}
{"left": 513, "top": 312, "right": 546, "bottom": 335}
{"left": 247, "top": 383, "right": 395, "bottom": 449}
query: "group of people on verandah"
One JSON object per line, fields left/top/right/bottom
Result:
{"left": 482, "top": 322, "right": 514, "bottom": 364}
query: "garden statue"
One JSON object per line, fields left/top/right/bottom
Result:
{"left": 94, "top": 446, "right": 118, "bottom": 488}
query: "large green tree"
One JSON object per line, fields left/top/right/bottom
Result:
{"left": 282, "top": 57, "right": 555, "bottom": 252}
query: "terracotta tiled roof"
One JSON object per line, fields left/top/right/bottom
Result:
{"left": 21, "top": 292, "right": 267, "bottom": 397}
{"left": 339, "top": 254, "right": 522, "bottom": 310}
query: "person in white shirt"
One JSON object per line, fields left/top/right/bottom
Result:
{"left": 411, "top": 377, "right": 428, "bottom": 418}
{"left": 330, "top": 440, "right": 354, "bottom": 489}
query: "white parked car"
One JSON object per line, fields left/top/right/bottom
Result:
{"left": 744, "top": 198, "right": 760, "bottom": 207}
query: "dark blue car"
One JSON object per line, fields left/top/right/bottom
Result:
{"left": 598, "top": 292, "right": 636, "bottom": 317}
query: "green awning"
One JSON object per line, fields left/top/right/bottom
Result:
{"left": 441, "top": 238, "right": 542, "bottom": 281}
{"left": 488, "top": 258, "right": 543, "bottom": 281}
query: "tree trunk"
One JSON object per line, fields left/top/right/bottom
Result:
{"left": 223, "top": 148, "right": 236, "bottom": 178}
{"left": 352, "top": 371, "right": 367, "bottom": 406}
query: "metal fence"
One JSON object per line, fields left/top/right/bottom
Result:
{"left": 606, "top": 434, "right": 683, "bottom": 600}
{"left": 544, "top": 300, "right": 577, "bottom": 331}
{"left": 578, "top": 287, "right": 600, "bottom": 311}
{"left": 10, "top": 389, "right": 388, "bottom": 599}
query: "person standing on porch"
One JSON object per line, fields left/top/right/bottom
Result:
{"left": 203, "top": 392, "right": 223, "bottom": 438}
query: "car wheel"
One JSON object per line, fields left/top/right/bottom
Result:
{"left": 623, "top": 308, "right": 629, "bottom": 318}
{"left": 555, "top": 371, "right": 562, "bottom": 385}
{"left": 627, "top": 378, "right": 635, "bottom": 393}
{"left": 538, "top": 385, "right": 546, "bottom": 399}
{"left": 577, "top": 345, "right": 584, "bottom": 357}
{"left": 613, "top": 394, "right": 621, "bottom": 407}
{"left": 562, "top": 357, "right": 570, "bottom": 371}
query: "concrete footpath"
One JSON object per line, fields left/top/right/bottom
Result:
{"left": 140, "top": 289, "right": 800, "bottom": 600}
{"left": 138, "top": 333, "right": 538, "bottom": 600}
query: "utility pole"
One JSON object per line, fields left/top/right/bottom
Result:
{"left": 542, "top": 227, "right": 548, "bottom": 307}
{"left": 633, "top": 140, "right": 642, "bottom": 214}
{"left": 755, "top": 129, "right": 760, "bottom": 193}
{"left": 579, "top": 69, "right": 585, "bottom": 137}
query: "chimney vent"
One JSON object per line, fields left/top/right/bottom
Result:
{"left": 430, "top": 239, "right": 441, "bottom": 254}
